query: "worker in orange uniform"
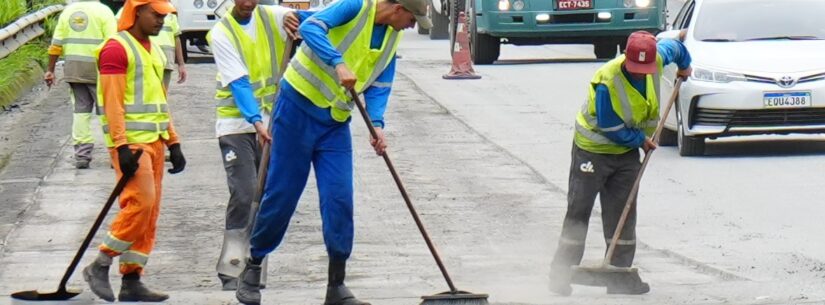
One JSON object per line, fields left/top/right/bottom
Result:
{"left": 82, "top": 0, "right": 186, "bottom": 302}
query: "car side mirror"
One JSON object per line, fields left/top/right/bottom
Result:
{"left": 656, "top": 29, "right": 681, "bottom": 41}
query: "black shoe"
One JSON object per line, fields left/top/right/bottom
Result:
{"left": 236, "top": 259, "right": 262, "bottom": 305}
{"left": 82, "top": 261, "right": 114, "bottom": 302}
{"left": 606, "top": 273, "right": 650, "bottom": 295}
{"left": 118, "top": 279, "right": 169, "bottom": 302}
{"left": 325, "top": 259, "right": 369, "bottom": 305}
{"left": 218, "top": 273, "right": 238, "bottom": 291}
{"left": 76, "top": 159, "right": 90, "bottom": 169}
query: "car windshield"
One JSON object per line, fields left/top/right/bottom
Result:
{"left": 693, "top": 0, "right": 825, "bottom": 42}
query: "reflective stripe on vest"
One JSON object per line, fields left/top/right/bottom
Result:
{"left": 212, "top": 6, "right": 283, "bottom": 119}
{"left": 574, "top": 55, "right": 663, "bottom": 154}
{"left": 283, "top": 0, "right": 402, "bottom": 122}
{"left": 96, "top": 32, "right": 170, "bottom": 147}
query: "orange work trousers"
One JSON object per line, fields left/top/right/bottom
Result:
{"left": 100, "top": 140, "right": 166, "bottom": 275}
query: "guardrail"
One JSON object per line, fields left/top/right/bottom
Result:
{"left": 0, "top": 5, "right": 64, "bottom": 60}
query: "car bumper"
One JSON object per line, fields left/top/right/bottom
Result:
{"left": 680, "top": 78, "right": 825, "bottom": 138}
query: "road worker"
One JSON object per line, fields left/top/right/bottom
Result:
{"left": 233, "top": 0, "right": 431, "bottom": 303}
{"left": 549, "top": 30, "right": 692, "bottom": 296}
{"left": 82, "top": 0, "right": 186, "bottom": 302}
{"left": 45, "top": 0, "right": 117, "bottom": 169}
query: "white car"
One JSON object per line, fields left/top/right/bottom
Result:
{"left": 656, "top": 0, "right": 825, "bottom": 156}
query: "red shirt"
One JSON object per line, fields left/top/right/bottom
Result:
{"left": 98, "top": 36, "right": 152, "bottom": 75}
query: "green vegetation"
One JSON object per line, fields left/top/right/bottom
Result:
{"left": 0, "top": 0, "right": 65, "bottom": 108}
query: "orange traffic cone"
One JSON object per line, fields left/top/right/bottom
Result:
{"left": 443, "top": 11, "right": 481, "bottom": 80}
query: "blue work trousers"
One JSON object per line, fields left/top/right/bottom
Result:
{"left": 249, "top": 93, "right": 355, "bottom": 261}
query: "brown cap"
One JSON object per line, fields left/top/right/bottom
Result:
{"left": 118, "top": 0, "right": 176, "bottom": 31}
{"left": 397, "top": 0, "right": 432, "bottom": 29}
{"left": 624, "top": 31, "right": 658, "bottom": 74}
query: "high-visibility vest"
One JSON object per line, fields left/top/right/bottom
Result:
{"left": 207, "top": 6, "right": 285, "bottom": 120}
{"left": 96, "top": 32, "right": 171, "bottom": 148}
{"left": 283, "top": 0, "right": 402, "bottom": 123}
{"left": 52, "top": 0, "right": 116, "bottom": 84}
{"left": 154, "top": 13, "right": 180, "bottom": 70}
{"left": 574, "top": 54, "right": 664, "bottom": 154}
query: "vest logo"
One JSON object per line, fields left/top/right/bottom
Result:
{"left": 69, "top": 11, "right": 89, "bottom": 32}
{"left": 225, "top": 150, "right": 237, "bottom": 162}
{"left": 580, "top": 161, "right": 595, "bottom": 173}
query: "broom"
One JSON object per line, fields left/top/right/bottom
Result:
{"left": 349, "top": 88, "right": 489, "bottom": 305}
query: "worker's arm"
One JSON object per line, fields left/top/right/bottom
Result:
{"left": 595, "top": 84, "right": 645, "bottom": 148}
{"left": 228, "top": 76, "right": 263, "bottom": 124}
{"left": 44, "top": 10, "right": 70, "bottom": 87}
{"left": 657, "top": 39, "right": 691, "bottom": 70}
{"left": 363, "top": 56, "right": 396, "bottom": 128}
{"left": 171, "top": 14, "right": 187, "bottom": 83}
{"left": 98, "top": 40, "right": 130, "bottom": 149}
{"left": 298, "top": 0, "right": 361, "bottom": 67}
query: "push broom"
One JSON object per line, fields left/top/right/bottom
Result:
{"left": 349, "top": 88, "right": 489, "bottom": 305}
{"left": 571, "top": 78, "right": 684, "bottom": 286}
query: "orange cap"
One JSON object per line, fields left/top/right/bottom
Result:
{"left": 117, "top": 0, "right": 176, "bottom": 31}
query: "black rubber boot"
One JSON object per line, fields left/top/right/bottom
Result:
{"left": 606, "top": 272, "right": 650, "bottom": 295}
{"left": 324, "top": 260, "right": 370, "bottom": 305}
{"left": 548, "top": 267, "right": 572, "bottom": 296}
{"left": 82, "top": 253, "right": 115, "bottom": 302}
{"left": 118, "top": 276, "right": 169, "bottom": 302}
{"left": 236, "top": 259, "right": 262, "bottom": 305}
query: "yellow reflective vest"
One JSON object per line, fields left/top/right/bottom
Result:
{"left": 96, "top": 32, "right": 171, "bottom": 147}
{"left": 207, "top": 6, "right": 285, "bottom": 120}
{"left": 52, "top": 0, "right": 117, "bottom": 84}
{"left": 283, "top": 0, "right": 402, "bottom": 122}
{"left": 574, "top": 54, "right": 663, "bottom": 154}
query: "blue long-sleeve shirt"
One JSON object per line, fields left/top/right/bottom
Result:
{"left": 285, "top": 0, "right": 395, "bottom": 127}
{"left": 595, "top": 39, "right": 692, "bottom": 148}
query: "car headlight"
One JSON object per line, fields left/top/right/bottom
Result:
{"left": 207, "top": 0, "right": 218, "bottom": 8}
{"left": 193, "top": 0, "right": 204, "bottom": 8}
{"left": 635, "top": 0, "right": 650, "bottom": 7}
{"left": 691, "top": 67, "right": 747, "bottom": 83}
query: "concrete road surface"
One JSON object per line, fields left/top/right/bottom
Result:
{"left": 4, "top": 1, "right": 825, "bottom": 304}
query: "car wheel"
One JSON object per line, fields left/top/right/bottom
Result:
{"left": 594, "top": 42, "right": 618, "bottom": 59}
{"left": 676, "top": 109, "right": 705, "bottom": 156}
{"left": 418, "top": 24, "right": 429, "bottom": 35}
{"left": 659, "top": 128, "right": 677, "bottom": 146}
{"left": 429, "top": 4, "right": 449, "bottom": 40}
{"left": 468, "top": 2, "right": 499, "bottom": 64}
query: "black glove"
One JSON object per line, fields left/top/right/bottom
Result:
{"left": 167, "top": 143, "right": 186, "bottom": 174}
{"left": 117, "top": 145, "right": 139, "bottom": 177}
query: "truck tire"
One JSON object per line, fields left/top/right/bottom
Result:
{"left": 469, "top": 6, "right": 499, "bottom": 65}
{"left": 429, "top": 4, "right": 449, "bottom": 40}
{"left": 418, "top": 24, "right": 429, "bottom": 35}
{"left": 594, "top": 42, "right": 618, "bottom": 59}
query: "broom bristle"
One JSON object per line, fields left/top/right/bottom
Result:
{"left": 420, "top": 291, "right": 489, "bottom": 305}
{"left": 420, "top": 299, "right": 490, "bottom": 305}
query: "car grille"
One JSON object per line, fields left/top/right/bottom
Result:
{"left": 693, "top": 107, "right": 825, "bottom": 127}
{"left": 744, "top": 72, "right": 825, "bottom": 85}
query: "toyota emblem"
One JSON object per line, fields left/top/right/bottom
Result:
{"left": 776, "top": 76, "right": 797, "bottom": 88}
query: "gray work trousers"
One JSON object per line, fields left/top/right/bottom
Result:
{"left": 219, "top": 133, "right": 262, "bottom": 230}
{"left": 551, "top": 144, "right": 641, "bottom": 275}
{"left": 69, "top": 83, "right": 97, "bottom": 162}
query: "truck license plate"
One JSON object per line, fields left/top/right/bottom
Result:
{"left": 763, "top": 92, "right": 812, "bottom": 108}
{"left": 557, "top": 0, "right": 593, "bottom": 10}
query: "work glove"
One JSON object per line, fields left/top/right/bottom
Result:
{"left": 167, "top": 143, "right": 186, "bottom": 174}
{"left": 117, "top": 145, "right": 140, "bottom": 177}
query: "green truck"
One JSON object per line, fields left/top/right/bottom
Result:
{"left": 434, "top": 0, "right": 667, "bottom": 64}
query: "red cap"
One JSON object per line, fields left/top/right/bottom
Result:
{"left": 624, "top": 31, "right": 657, "bottom": 75}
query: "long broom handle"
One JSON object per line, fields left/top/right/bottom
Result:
{"left": 57, "top": 149, "right": 144, "bottom": 291}
{"left": 349, "top": 88, "right": 458, "bottom": 293}
{"left": 603, "top": 78, "right": 683, "bottom": 266}
{"left": 252, "top": 38, "right": 295, "bottom": 216}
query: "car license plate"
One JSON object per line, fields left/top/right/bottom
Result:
{"left": 281, "top": 0, "right": 310, "bottom": 9}
{"left": 557, "top": 0, "right": 593, "bottom": 10}
{"left": 763, "top": 92, "right": 812, "bottom": 108}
